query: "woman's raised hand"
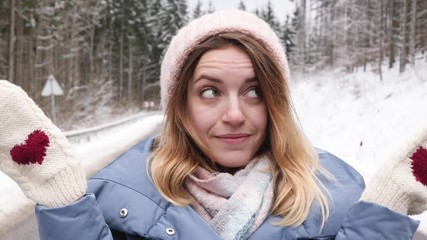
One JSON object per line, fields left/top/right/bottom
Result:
{"left": 361, "top": 131, "right": 427, "bottom": 215}
{"left": 0, "top": 80, "right": 86, "bottom": 208}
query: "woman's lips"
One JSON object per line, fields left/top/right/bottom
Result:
{"left": 216, "top": 133, "right": 250, "bottom": 144}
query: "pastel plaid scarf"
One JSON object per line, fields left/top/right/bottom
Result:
{"left": 185, "top": 157, "right": 273, "bottom": 240}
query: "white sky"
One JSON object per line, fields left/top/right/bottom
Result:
{"left": 187, "top": 0, "right": 295, "bottom": 22}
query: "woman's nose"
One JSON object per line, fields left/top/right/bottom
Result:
{"left": 221, "top": 97, "right": 246, "bottom": 125}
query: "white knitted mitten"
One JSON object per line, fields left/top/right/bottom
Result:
{"left": 361, "top": 132, "right": 427, "bottom": 215}
{"left": 0, "top": 80, "right": 86, "bottom": 208}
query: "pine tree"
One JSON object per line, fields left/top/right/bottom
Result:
{"left": 290, "top": 5, "right": 306, "bottom": 69}
{"left": 281, "top": 15, "right": 296, "bottom": 59}
{"left": 206, "top": 1, "right": 215, "bottom": 14}
{"left": 159, "top": 0, "right": 188, "bottom": 48}
{"left": 238, "top": 0, "right": 246, "bottom": 11}
{"left": 260, "top": 1, "right": 281, "bottom": 35}
{"left": 193, "top": 0, "right": 202, "bottom": 19}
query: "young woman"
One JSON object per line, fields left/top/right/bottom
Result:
{"left": 1, "top": 10, "right": 426, "bottom": 240}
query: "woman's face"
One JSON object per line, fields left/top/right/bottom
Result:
{"left": 187, "top": 45, "right": 268, "bottom": 169}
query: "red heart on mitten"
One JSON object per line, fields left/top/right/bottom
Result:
{"left": 10, "top": 130, "right": 50, "bottom": 165}
{"left": 410, "top": 146, "right": 427, "bottom": 186}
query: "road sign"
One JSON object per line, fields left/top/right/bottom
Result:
{"left": 42, "top": 74, "right": 64, "bottom": 96}
{"left": 41, "top": 74, "right": 63, "bottom": 124}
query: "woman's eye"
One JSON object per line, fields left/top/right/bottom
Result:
{"left": 201, "top": 88, "right": 219, "bottom": 98}
{"left": 246, "top": 88, "right": 262, "bottom": 98}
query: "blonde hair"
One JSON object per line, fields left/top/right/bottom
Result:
{"left": 150, "top": 32, "right": 331, "bottom": 227}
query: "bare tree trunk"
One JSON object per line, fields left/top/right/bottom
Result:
{"left": 400, "top": 0, "right": 408, "bottom": 73}
{"left": 70, "top": 8, "right": 77, "bottom": 88}
{"left": 140, "top": 69, "right": 145, "bottom": 104}
{"left": 107, "top": 17, "right": 113, "bottom": 84}
{"left": 379, "top": 0, "right": 384, "bottom": 81}
{"left": 306, "top": 0, "right": 311, "bottom": 67}
{"left": 343, "top": 0, "right": 349, "bottom": 59}
{"left": 8, "top": 0, "right": 16, "bottom": 83}
{"left": 298, "top": 0, "right": 306, "bottom": 73}
{"left": 88, "top": 2, "right": 104, "bottom": 83}
{"left": 388, "top": 0, "right": 396, "bottom": 68}
{"left": 409, "top": 0, "right": 417, "bottom": 65}
{"left": 14, "top": 2, "right": 23, "bottom": 88}
{"left": 330, "top": 3, "right": 335, "bottom": 68}
{"left": 127, "top": 37, "right": 133, "bottom": 105}
{"left": 348, "top": 0, "right": 355, "bottom": 72}
{"left": 118, "top": 13, "right": 124, "bottom": 105}
{"left": 363, "top": 0, "right": 371, "bottom": 72}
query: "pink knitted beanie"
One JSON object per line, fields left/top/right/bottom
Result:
{"left": 160, "top": 10, "right": 290, "bottom": 109}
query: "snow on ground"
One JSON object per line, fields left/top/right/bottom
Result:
{"left": 291, "top": 61, "right": 427, "bottom": 234}
{"left": 1, "top": 61, "right": 427, "bottom": 237}
{"left": 293, "top": 63, "right": 427, "bottom": 177}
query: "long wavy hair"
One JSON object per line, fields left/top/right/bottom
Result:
{"left": 150, "top": 32, "right": 331, "bottom": 227}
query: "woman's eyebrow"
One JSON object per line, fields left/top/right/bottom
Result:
{"left": 245, "top": 77, "right": 258, "bottom": 83}
{"left": 194, "top": 74, "right": 257, "bottom": 84}
{"left": 193, "top": 74, "right": 223, "bottom": 84}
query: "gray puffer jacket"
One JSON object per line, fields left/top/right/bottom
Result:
{"left": 36, "top": 136, "right": 418, "bottom": 240}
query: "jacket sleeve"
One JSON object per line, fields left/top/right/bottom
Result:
{"left": 35, "top": 193, "right": 114, "bottom": 240}
{"left": 335, "top": 201, "right": 419, "bottom": 239}
{"left": 317, "top": 149, "right": 419, "bottom": 239}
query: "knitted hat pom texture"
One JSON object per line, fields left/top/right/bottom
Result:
{"left": 159, "top": 10, "right": 290, "bottom": 110}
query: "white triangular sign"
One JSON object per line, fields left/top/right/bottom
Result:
{"left": 42, "top": 74, "right": 64, "bottom": 96}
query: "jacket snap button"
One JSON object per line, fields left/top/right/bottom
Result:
{"left": 165, "top": 227, "right": 175, "bottom": 236}
{"left": 119, "top": 208, "right": 128, "bottom": 218}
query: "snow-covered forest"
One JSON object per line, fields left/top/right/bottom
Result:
{"left": 0, "top": 0, "right": 426, "bottom": 131}
{"left": 1, "top": 1, "right": 427, "bottom": 238}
